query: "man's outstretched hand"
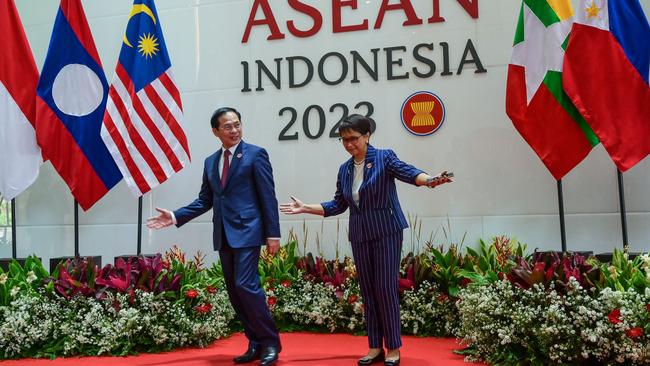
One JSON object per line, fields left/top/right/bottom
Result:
{"left": 147, "top": 207, "right": 173, "bottom": 229}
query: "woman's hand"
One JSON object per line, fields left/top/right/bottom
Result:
{"left": 423, "top": 171, "right": 453, "bottom": 188}
{"left": 279, "top": 196, "right": 306, "bottom": 214}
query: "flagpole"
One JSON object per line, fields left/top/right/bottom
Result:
{"left": 11, "top": 198, "right": 17, "bottom": 259}
{"left": 616, "top": 169, "right": 628, "bottom": 247}
{"left": 137, "top": 196, "right": 143, "bottom": 255}
{"left": 557, "top": 179, "right": 567, "bottom": 252}
{"left": 74, "top": 200, "right": 79, "bottom": 257}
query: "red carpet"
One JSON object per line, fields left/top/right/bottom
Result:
{"left": 0, "top": 332, "right": 485, "bottom": 365}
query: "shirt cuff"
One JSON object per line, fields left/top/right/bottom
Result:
{"left": 170, "top": 211, "right": 177, "bottom": 225}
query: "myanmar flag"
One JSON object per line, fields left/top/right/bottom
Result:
{"left": 506, "top": 0, "right": 598, "bottom": 180}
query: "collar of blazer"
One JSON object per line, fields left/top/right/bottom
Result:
{"left": 346, "top": 144, "right": 376, "bottom": 173}
{"left": 216, "top": 140, "right": 246, "bottom": 191}
{"left": 345, "top": 144, "right": 376, "bottom": 202}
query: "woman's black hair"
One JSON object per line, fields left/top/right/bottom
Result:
{"left": 338, "top": 114, "right": 376, "bottom": 135}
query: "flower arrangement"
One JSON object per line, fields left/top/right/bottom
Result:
{"left": 456, "top": 249, "right": 650, "bottom": 365}
{"left": 0, "top": 250, "right": 235, "bottom": 359}
{"left": 0, "top": 235, "right": 648, "bottom": 365}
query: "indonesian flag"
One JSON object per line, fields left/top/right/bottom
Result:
{"left": 563, "top": 0, "right": 650, "bottom": 172}
{"left": 506, "top": 0, "right": 598, "bottom": 180}
{"left": 0, "top": 0, "right": 41, "bottom": 200}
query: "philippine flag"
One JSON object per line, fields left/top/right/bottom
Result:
{"left": 563, "top": 0, "right": 650, "bottom": 172}
{"left": 36, "top": 0, "right": 122, "bottom": 210}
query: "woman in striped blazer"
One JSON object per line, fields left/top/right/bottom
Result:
{"left": 280, "top": 114, "right": 451, "bottom": 366}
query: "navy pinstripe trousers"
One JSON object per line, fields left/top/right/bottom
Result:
{"left": 351, "top": 230, "right": 403, "bottom": 349}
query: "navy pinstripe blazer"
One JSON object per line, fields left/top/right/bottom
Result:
{"left": 321, "top": 145, "right": 424, "bottom": 243}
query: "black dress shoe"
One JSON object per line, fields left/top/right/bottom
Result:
{"left": 233, "top": 344, "right": 261, "bottom": 364}
{"left": 259, "top": 345, "right": 280, "bottom": 366}
{"left": 357, "top": 349, "right": 385, "bottom": 365}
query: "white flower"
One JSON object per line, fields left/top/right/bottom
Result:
{"left": 607, "top": 266, "right": 618, "bottom": 280}
{"left": 10, "top": 286, "right": 20, "bottom": 297}
{"left": 26, "top": 271, "right": 37, "bottom": 283}
{"left": 0, "top": 273, "right": 7, "bottom": 285}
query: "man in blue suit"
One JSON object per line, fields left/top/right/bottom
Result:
{"left": 147, "top": 107, "right": 282, "bottom": 365}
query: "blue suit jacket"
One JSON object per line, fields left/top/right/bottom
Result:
{"left": 174, "top": 141, "right": 281, "bottom": 250}
{"left": 321, "top": 145, "right": 424, "bottom": 243}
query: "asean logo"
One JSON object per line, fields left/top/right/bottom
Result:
{"left": 400, "top": 91, "right": 446, "bottom": 136}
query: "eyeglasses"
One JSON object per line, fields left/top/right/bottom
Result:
{"left": 338, "top": 135, "right": 363, "bottom": 144}
{"left": 219, "top": 122, "right": 241, "bottom": 132}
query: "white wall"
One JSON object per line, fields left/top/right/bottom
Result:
{"left": 6, "top": 0, "right": 650, "bottom": 269}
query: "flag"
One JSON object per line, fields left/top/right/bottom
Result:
{"left": 36, "top": 0, "right": 122, "bottom": 210}
{"left": 0, "top": 0, "right": 41, "bottom": 200}
{"left": 563, "top": 0, "right": 650, "bottom": 172}
{"left": 506, "top": 0, "right": 599, "bottom": 180}
{"left": 101, "top": 0, "right": 190, "bottom": 197}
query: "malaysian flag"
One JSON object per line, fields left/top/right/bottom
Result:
{"left": 101, "top": 0, "right": 190, "bottom": 197}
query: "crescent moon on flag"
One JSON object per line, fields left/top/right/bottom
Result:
{"left": 123, "top": 4, "right": 157, "bottom": 48}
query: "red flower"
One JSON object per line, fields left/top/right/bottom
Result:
{"left": 626, "top": 327, "right": 643, "bottom": 339}
{"left": 281, "top": 280, "right": 292, "bottom": 288}
{"left": 437, "top": 294, "right": 449, "bottom": 303}
{"left": 398, "top": 278, "right": 414, "bottom": 292}
{"left": 646, "top": 304, "right": 650, "bottom": 313}
{"left": 460, "top": 278, "right": 472, "bottom": 286}
{"left": 267, "top": 296, "right": 277, "bottom": 306}
{"left": 195, "top": 303, "right": 213, "bottom": 313}
{"left": 206, "top": 286, "right": 217, "bottom": 294}
{"left": 185, "top": 289, "right": 199, "bottom": 299}
{"left": 347, "top": 294, "right": 358, "bottom": 304}
{"left": 533, "top": 262, "right": 546, "bottom": 272}
{"left": 608, "top": 309, "right": 622, "bottom": 324}
{"left": 128, "top": 288, "right": 136, "bottom": 304}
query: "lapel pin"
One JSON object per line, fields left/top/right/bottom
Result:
{"left": 236, "top": 153, "right": 243, "bottom": 158}
{"left": 366, "top": 162, "right": 372, "bottom": 169}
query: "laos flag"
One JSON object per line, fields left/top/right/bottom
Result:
{"left": 36, "top": 0, "right": 122, "bottom": 210}
{"left": 563, "top": 0, "right": 650, "bottom": 172}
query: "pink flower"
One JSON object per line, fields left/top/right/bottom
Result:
{"left": 185, "top": 289, "right": 199, "bottom": 299}
{"left": 626, "top": 327, "right": 643, "bottom": 339}
{"left": 608, "top": 309, "right": 622, "bottom": 324}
